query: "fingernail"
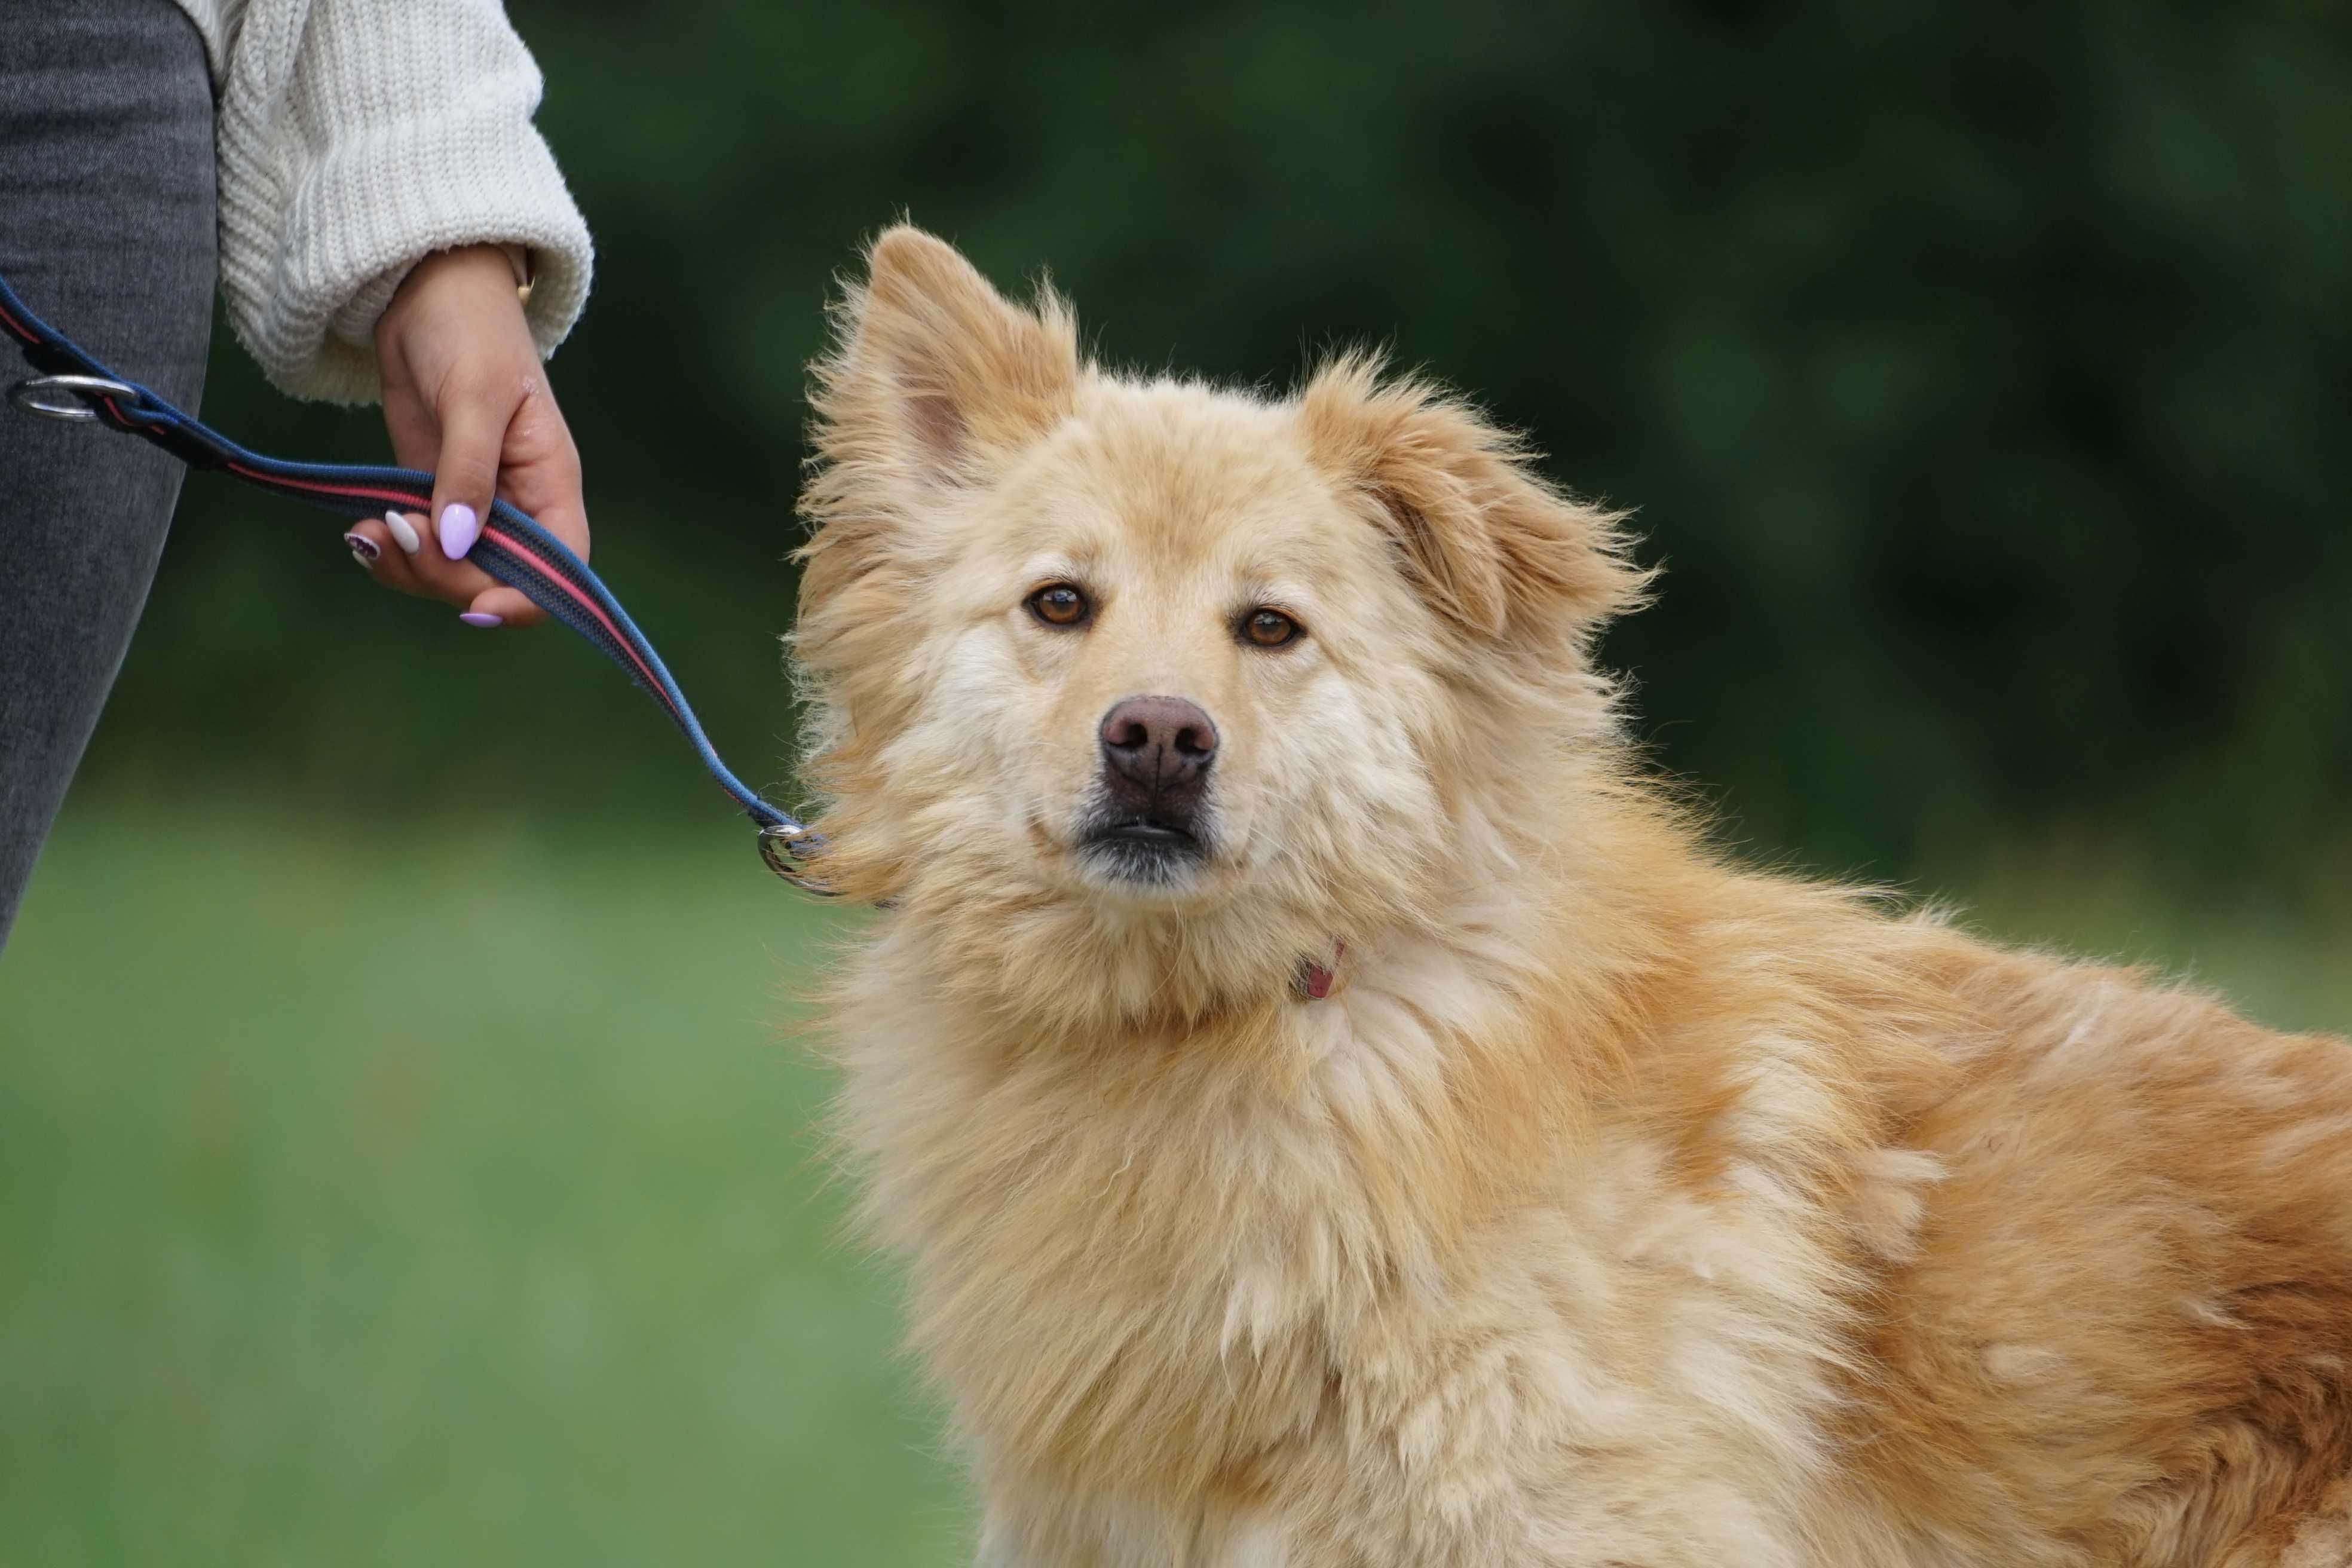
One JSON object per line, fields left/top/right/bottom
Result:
{"left": 384, "top": 509, "right": 422, "bottom": 555}
{"left": 344, "top": 531, "right": 380, "bottom": 566}
{"left": 438, "top": 503, "right": 480, "bottom": 559}
{"left": 458, "top": 611, "right": 503, "bottom": 629}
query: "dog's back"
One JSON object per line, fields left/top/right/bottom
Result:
{"left": 1855, "top": 947, "right": 2352, "bottom": 1566}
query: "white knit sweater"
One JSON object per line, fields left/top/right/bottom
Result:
{"left": 170, "top": 0, "right": 594, "bottom": 403}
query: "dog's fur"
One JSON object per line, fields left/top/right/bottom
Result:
{"left": 791, "top": 226, "right": 2352, "bottom": 1566}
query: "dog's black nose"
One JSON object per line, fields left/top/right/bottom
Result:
{"left": 1089, "top": 696, "right": 1220, "bottom": 876}
{"left": 1100, "top": 694, "right": 1217, "bottom": 794}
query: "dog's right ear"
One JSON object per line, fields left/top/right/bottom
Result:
{"left": 804, "top": 225, "right": 1080, "bottom": 520}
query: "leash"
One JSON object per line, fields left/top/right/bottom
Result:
{"left": 0, "top": 269, "right": 828, "bottom": 893}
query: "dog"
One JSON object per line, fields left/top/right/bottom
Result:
{"left": 789, "top": 225, "right": 2352, "bottom": 1566}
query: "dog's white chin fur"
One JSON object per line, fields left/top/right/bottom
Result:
{"left": 1076, "top": 866, "right": 1209, "bottom": 905}
{"left": 1071, "top": 840, "right": 1218, "bottom": 901}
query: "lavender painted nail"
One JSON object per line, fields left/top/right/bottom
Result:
{"left": 438, "top": 502, "right": 480, "bottom": 559}
{"left": 344, "top": 531, "right": 380, "bottom": 566}
{"left": 458, "top": 611, "right": 503, "bottom": 629}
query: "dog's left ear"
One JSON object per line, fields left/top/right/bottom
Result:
{"left": 1297, "top": 356, "right": 1646, "bottom": 644}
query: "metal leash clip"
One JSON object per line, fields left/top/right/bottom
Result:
{"left": 757, "top": 821, "right": 834, "bottom": 896}
{"left": 9, "top": 373, "right": 141, "bottom": 422}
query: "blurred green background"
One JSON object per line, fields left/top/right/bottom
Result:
{"left": 5, "top": 1, "right": 2349, "bottom": 1563}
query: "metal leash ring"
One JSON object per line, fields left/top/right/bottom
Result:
{"left": 8, "top": 373, "right": 142, "bottom": 422}
{"left": 757, "top": 822, "right": 835, "bottom": 896}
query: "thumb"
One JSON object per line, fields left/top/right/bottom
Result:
{"left": 460, "top": 583, "right": 545, "bottom": 629}
{"left": 428, "top": 388, "right": 513, "bottom": 561}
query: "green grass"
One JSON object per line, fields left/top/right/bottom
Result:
{"left": 0, "top": 807, "right": 964, "bottom": 1567}
{"left": 1, "top": 806, "right": 2344, "bottom": 1566}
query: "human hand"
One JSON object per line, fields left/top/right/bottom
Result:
{"left": 342, "top": 244, "right": 587, "bottom": 628}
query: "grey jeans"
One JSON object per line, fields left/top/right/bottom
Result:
{"left": 0, "top": 0, "right": 218, "bottom": 951}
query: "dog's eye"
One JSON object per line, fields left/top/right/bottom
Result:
{"left": 1026, "top": 583, "right": 1091, "bottom": 628}
{"left": 1240, "top": 608, "right": 1302, "bottom": 648}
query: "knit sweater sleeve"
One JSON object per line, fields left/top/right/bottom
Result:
{"left": 212, "top": 0, "right": 594, "bottom": 403}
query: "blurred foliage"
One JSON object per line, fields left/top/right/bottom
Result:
{"left": 70, "top": 0, "right": 2352, "bottom": 894}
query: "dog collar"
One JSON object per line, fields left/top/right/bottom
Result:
{"left": 1293, "top": 939, "right": 1346, "bottom": 1002}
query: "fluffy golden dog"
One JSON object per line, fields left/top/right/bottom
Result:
{"left": 791, "top": 225, "right": 2352, "bottom": 1566}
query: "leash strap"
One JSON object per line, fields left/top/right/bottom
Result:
{"left": 0, "top": 268, "right": 827, "bottom": 891}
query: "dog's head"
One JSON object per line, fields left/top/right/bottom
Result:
{"left": 794, "top": 228, "right": 1644, "bottom": 1014}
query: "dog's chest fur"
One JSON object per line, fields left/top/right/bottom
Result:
{"left": 831, "top": 931, "right": 1894, "bottom": 1567}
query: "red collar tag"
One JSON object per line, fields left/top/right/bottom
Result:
{"left": 1293, "top": 939, "right": 1346, "bottom": 1002}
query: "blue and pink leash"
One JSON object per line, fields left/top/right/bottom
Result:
{"left": 0, "top": 268, "right": 828, "bottom": 892}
